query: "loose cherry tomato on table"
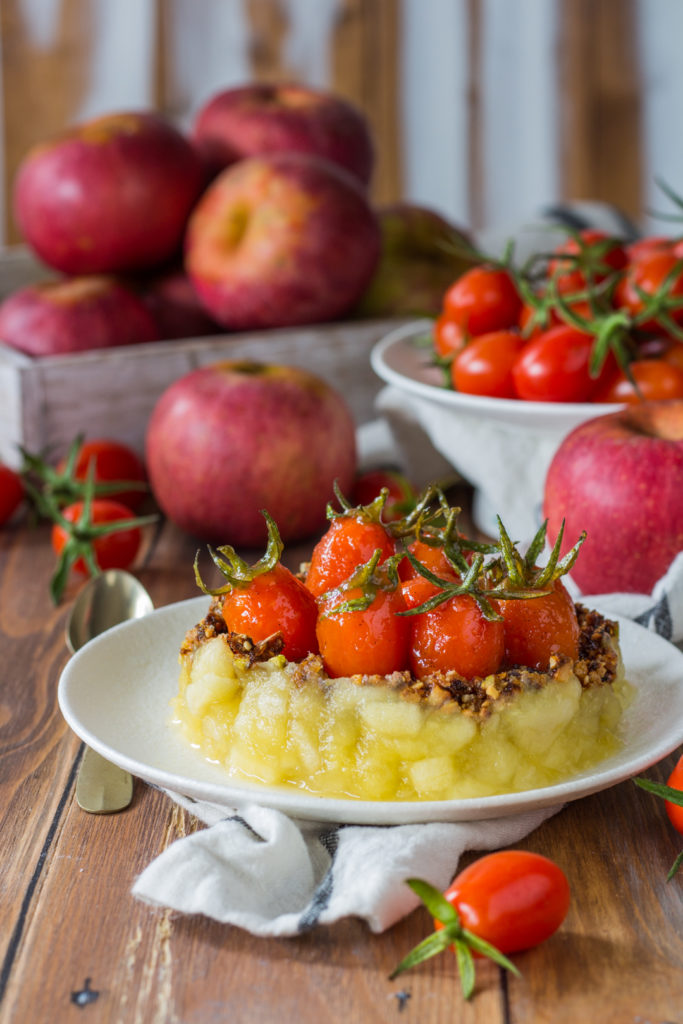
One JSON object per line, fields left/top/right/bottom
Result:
{"left": 0, "top": 463, "right": 24, "bottom": 525}
{"left": 391, "top": 851, "right": 571, "bottom": 999}
{"left": 548, "top": 228, "right": 628, "bottom": 294}
{"left": 512, "top": 323, "right": 611, "bottom": 403}
{"left": 451, "top": 329, "right": 526, "bottom": 399}
{"left": 443, "top": 266, "right": 522, "bottom": 336}
{"left": 591, "top": 358, "right": 683, "bottom": 404}
{"left": 315, "top": 552, "right": 409, "bottom": 677}
{"left": 195, "top": 511, "right": 318, "bottom": 662}
{"left": 58, "top": 438, "right": 148, "bottom": 510}
{"left": 635, "top": 752, "right": 683, "bottom": 879}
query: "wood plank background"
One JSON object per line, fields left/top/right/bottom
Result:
{"left": 1, "top": 0, "right": 675, "bottom": 248}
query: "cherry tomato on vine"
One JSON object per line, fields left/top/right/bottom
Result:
{"left": 222, "top": 563, "right": 319, "bottom": 662}
{"left": 615, "top": 251, "right": 683, "bottom": 330}
{"left": 661, "top": 338, "right": 683, "bottom": 373}
{"left": 0, "top": 463, "right": 24, "bottom": 525}
{"left": 452, "top": 329, "right": 526, "bottom": 399}
{"left": 625, "top": 235, "right": 673, "bottom": 265}
{"left": 592, "top": 359, "right": 683, "bottom": 404}
{"left": 51, "top": 499, "right": 143, "bottom": 574}
{"left": 57, "top": 438, "right": 148, "bottom": 510}
{"left": 665, "top": 754, "right": 683, "bottom": 835}
{"left": 442, "top": 851, "right": 571, "bottom": 955}
{"left": 512, "top": 324, "right": 610, "bottom": 403}
{"left": 548, "top": 229, "right": 627, "bottom": 294}
{"left": 496, "top": 578, "right": 579, "bottom": 670}
{"left": 408, "top": 591, "right": 504, "bottom": 680}
{"left": 443, "top": 266, "right": 522, "bottom": 336}
{"left": 433, "top": 314, "right": 468, "bottom": 359}
{"left": 305, "top": 512, "right": 396, "bottom": 598}
{"left": 316, "top": 559, "right": 409, "bottom": 677}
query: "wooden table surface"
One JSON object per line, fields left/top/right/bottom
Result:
{"left": 1, "top": 496, "right": 682, "bottom": 1024}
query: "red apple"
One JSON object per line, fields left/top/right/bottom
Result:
{"left": 137, "top": 265, "right": 222, "bottom": 339}
{"left": 543, "top": 401, "right": 683, "bottom": 594}
{"left": 192, "top": 82, "right": 374, "bottom": 186}
{"left": 184, "top": 152, "right": 381, "bottom": 330}
{"left": 0, "top": 277, "right": 160, "bottom": 357}
{"left": 145, "top": 360, "right": 357, "bottom": 546}
{"left": 14, "top": 111, "right": 205, "bottom": 275}
{"left": 353, "top": 203, "right": 477, "bottom": 317}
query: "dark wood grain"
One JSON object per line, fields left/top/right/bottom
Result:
{"left": 1, "top": 509, "right": 682, "bottom": 1024}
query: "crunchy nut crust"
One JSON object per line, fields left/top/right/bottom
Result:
{"left": 180, "top": 600, "right": 620, "bottom": 722}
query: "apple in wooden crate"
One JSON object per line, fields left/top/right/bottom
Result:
{"left": 137, "top": 265, "right": 222, "bottom": 340}
{"left": 353, "top": 203, "right": 477, "bottom": 317}
{"left": 543, "top": 401, "right": 683, "bottom": 595}
{"left": 192, "top": 82, "right": 374, "bottom": 185}
{"left": 184, "top": 152, "right": 381, "bottom": 330}
{"left": 145, "top": 360, "right": 357, "bottom": 547}
{"left": 0, "top": 277, "right": 160, "bottom": 356}
{"left": 13, "top": 111, "right": 205, "bottom": 275}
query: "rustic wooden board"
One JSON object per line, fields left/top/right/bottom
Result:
{"left": 0, "top": 314, "right": 408, "bottom": 468}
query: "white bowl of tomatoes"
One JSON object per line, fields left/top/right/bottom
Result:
{"left": 371, "top": 229, "right": 683, "bottom": 540}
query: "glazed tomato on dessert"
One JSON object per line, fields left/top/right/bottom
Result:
{"left": 408, "top": 590, "right": 505, "bottom": 680}
{"left": 305, "top": 498, "right": 397, "bottom": 597}
{"left": 496, "top": 577, "right": 579, "bottom": 671}
{"left": 316, "top": 553, "right": 410, "bottom": 677}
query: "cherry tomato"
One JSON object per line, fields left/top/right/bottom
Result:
{"left": 0, "top": 464, "right": 24, "bottom": 525}
{"left": 222, "top": 562, "right": 319, "bottom": 662}
{"left": 51, "top": 499, "right": 142, "bottom": 574}
{"left": 443, "top": 266, "right": 521, "bottom": 336}
{"left": 661, "top": 339, "right": 683, "bottom": 373}
{"left": 351, "top": 469, "right": 416, "bottom": 523}
{"left": 399, "top": 538, "right": 456, "bottom": 582}
{"left": 408, "top": 592, "right": 504, "bottom": 680}
{"left": 512, "top": 324, "right": 608, "bottom": 403}
{"left": 316, "top": 570, "right": 409, "bottom": 678}
{"left": 548, "top": 229, "right": 627, "bottom": 294}
{"left": 58, "top": 438, "right": 147, "bottom": 510}
{"left": 496, "top": 579, "right": 579, "bottom": 670}
{"left": 665, "top": 754, "right": 683, "bottom": 834}
{"left": 433, "top": 315, "right": 468, "bottom": 359}
{"left": 592, "top": 359, "right": 683, "bottom": 404}
{"left": 442, "top": 851, "right": 571, "bottom": 955}
{"left": 625, "top": 235, "right": 673, "bottom": 264}
{"left": 452, "top": 329, "right": 526, "bottom": 399}
{"left": 615, "top": 251, "right": 683, "bottom": 330}
{"left": 305, "top": 514, "right": 396, "bottom": 597}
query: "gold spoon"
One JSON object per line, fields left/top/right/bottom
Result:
{"left": 66, "top": 569, "right": 154, "bottom": 813}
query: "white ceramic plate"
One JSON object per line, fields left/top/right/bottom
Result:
{"left": 58, "top": 595, "right": 683, "bottom": 825}
{"left": 370, "top": 319, "right": 620, "bottom": 432}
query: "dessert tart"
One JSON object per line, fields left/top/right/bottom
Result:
{"left": 172, "top": 486, "right": 631, "bottom": 802}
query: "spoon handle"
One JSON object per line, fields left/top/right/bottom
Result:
{"left": 76, "top": 746, "right": 134, "bottom": 813}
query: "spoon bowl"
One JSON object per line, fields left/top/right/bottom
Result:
{"left": 67, "top": 569, "right": 154, "bottom": 654}
{"left": 66, "top": 569, "right": 153, "bottom": 812}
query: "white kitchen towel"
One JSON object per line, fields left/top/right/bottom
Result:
{"left": 132, "top": 795, "right": 560, "bottom": 935}
{"left": 132, "top": 555, "right": 683, "bottom": 935}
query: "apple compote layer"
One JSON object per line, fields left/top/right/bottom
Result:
{"left": 172, "top": 603, "right": 631, "bottom": 801}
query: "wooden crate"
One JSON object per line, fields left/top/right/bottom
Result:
{"left": 0, "top": 314, "right": 409, "bottom": 469}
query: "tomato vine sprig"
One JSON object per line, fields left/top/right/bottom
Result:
{"left": 634, "top": 773, "right": 683, "bottom": 880}
{"left": 487, "top": 516, "right": 586, "bottom": 590}
{"left": 390, "top": 878, "right": 520, "bottom": 1000}
{"left": 194, "top": 510, "right": 283, "bottom": 596}
{"left": 19, "top": 433, "right": 148, "bottom": 519}
{"left": 317, "top": 548, "right": 404, "bottom": 618}
{"left": 47, "top": 466, "right": 157, "bottom": 604}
